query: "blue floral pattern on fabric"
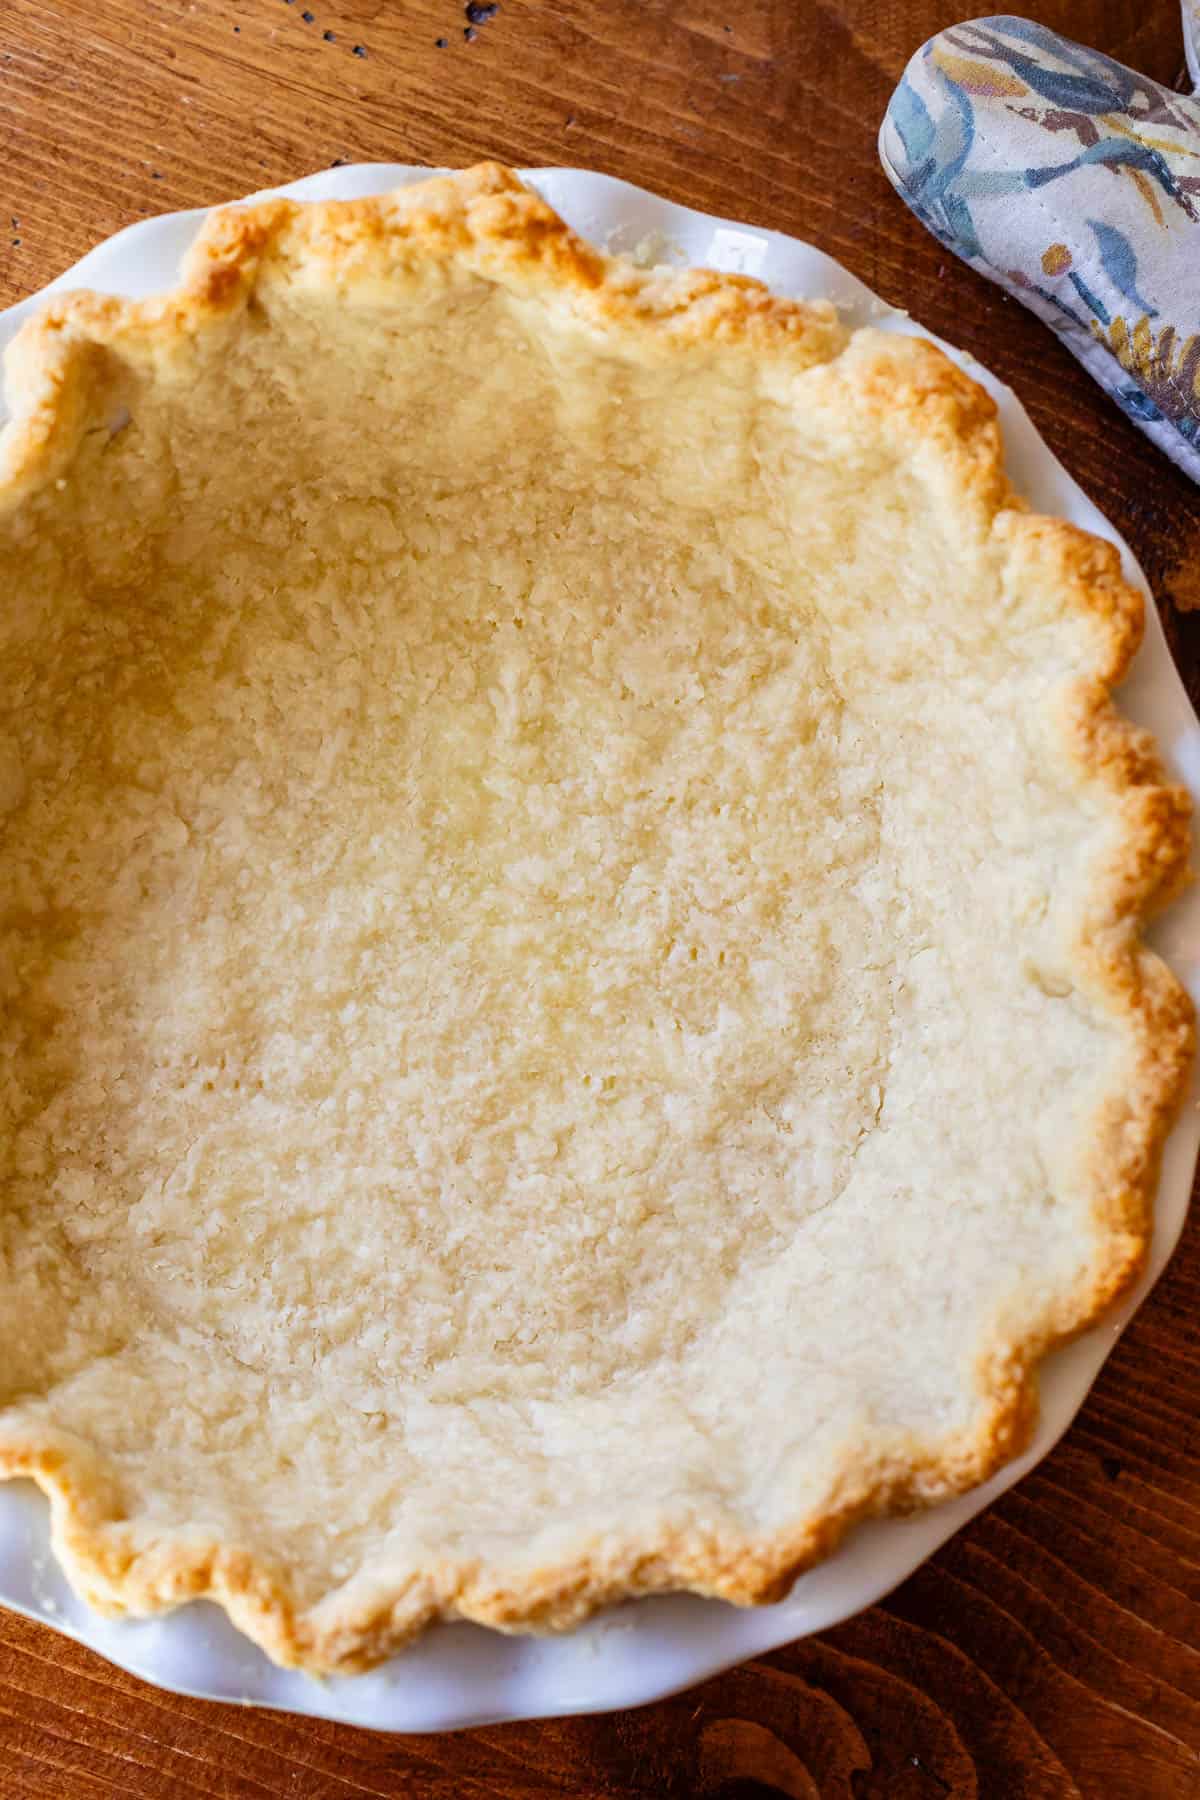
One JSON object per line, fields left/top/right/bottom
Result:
{"left": 880, "top": 14, "right": 1200, "bottom": 482}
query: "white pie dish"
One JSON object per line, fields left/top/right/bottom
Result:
{"left": 0, "top": 164, "right": 1197, "bottom": 1732}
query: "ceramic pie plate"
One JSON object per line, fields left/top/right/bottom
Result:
{"left": 0, "top": 165, "right": 1197, "bottom": 1732}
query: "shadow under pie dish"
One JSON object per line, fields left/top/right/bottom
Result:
{"left": 0, "top": 163, "right": 1192, "bottom": 1678}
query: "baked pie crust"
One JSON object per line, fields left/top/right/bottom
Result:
{"left": 0, "top": 164, "right": 1192, "bottom": 1673}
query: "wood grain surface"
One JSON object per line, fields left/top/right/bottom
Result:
{"left": 1, "top": 2, "right": 1199, "bottom": 1794}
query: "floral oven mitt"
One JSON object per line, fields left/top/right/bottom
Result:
{"left": 879, "top": 11, "right": 1200, "bottom": 482}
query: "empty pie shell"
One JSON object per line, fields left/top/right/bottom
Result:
{"left": 0, "top": 164, "right": 1192, "bottom": 1674}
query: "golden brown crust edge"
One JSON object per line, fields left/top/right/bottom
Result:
{"left": 0, "top": 164, "right": 1193, "bottom": 1674}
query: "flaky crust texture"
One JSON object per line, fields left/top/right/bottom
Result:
{"left": 0, "top": 164, "right": 1193, "bottom": 1674}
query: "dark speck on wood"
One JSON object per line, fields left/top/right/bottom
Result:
{"left": 436, "top": 35, "right": 448, "bottom": 46}
{"left": 463, "top": 25, "right": 476, "bottom": 40}
{"left": 352, "top": 43, "right": 367, "bottom": 56}
{"left": 908, "top": 1754, "right": 952, "bottom": 1797}
{"left": 301, "top": 8, "right": 313, "bottom": 19}
{"left": 323, "top": 28, "right": 334, "bottom": 39}
{"left": 465, "top": 1, "right": 499, "bottom": 22}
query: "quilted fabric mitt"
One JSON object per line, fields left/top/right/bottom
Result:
{"left": 879, "top": 12, "right": 1200, "bottom": 483}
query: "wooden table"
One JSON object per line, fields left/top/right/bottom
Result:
{"left": 2, "top": 2, "right": 1198, "bottom": 1793}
